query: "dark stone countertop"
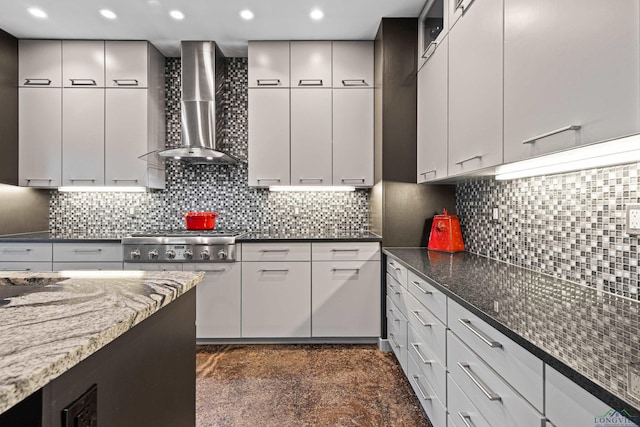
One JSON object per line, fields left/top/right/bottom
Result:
{"left": 383, "top": 248, "right": 640, "bottom": 419}
{"left": 0, "top": 232, "right": 121, "bottom": 243}
{"left": 238, "top": 231, "right": 382, "bottom": 242}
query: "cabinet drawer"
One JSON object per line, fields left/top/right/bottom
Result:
{"left": 0, "top": 243, "right": 52, "bottom": 262}
{"left": 0, "top": 262, "right": 53, "bottom": 272}
{"left": 448, "top": 332, "right": 545, "bottom": 427}
{"left": 312, "top": 242, "right": 380, "bottom": 261}
{"left": 386, "top": 296, "right": 408, "bottom": 374}
{"left": 407, "top": 270, "right": 446, "bottom": 323}
{"left": 53, "top": 243, "right": 122, "bottom": 262}
{"left": 408, "top": 324, "right": 446, "bottom": 404}
{"left": 406, "top": 291, "right": 446, "bottom": 367}
{"left": 242, "top": 243, "right": 311, "bottom": 261}
{"left": 386, "top": 295, "right": 407, "bottom": 329}
{"left": 407, "top": 353, "right": 447, "bottom": 427}
{"left": 448, "top": 375, "right": 492, "bottom": 427}
{"left": 53, "top": 262, "right": 123, "bottom": 271}
{"left": 386, "top": 274, "right": 407, "bottom": 313}
{"left": 386, "top": 258, "right": 408, "bottom": 287}
{"left": 124, "top": 263, "right": 182, "bottom": 271}
{"left": 448, "top": 299, "right": 544, "bottom": 411}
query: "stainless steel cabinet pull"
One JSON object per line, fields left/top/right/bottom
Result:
{"left": 259, "top": 249, "right": 290, "bottom": 253}
{"left": 3, "top": 248, "right": 32, "bottom": 253}
{"left": 258, "top": 268, "right": 290, "bottom": 272}
{"left": 330, "top": 248, "right": 359, "bottom": 252}
{"left": 455, "top": 155, "right": 482, "bottom": 165}
{"left": 456, "top": 0, "right": 477, "bottom": 13}
{"left": 113, "top": 79, "right": 139, "bottom": 86}
{"left": 299, "top": 178, "right": 323, "bottom": 182}
{"left": 257, "top": 79, "right": 281, "bottom": 86}
{"left": 341, "top": 178, "right": 366, "bottom": 183}
{"left": 331, "top": 268, "right": 360, "bottom": 272}
{"left": 458, "top": 412, "right": 476, "bottom": 427}
{"left": 522, "top": 125, "right": 581, "bottom": 145}
{"left": 420, "top": 170, "right": 436, "bottom": 177}
{"left": 72, "top": 249, "right": 102, "bottom": 253}
{"left": 298, "top": 79, "right": 323, "bottom": 86}
{"left": 112, "top": 179, "right": 139, "bottom": 183}
{"left": 0, "top": 268, "right": 31, "bottom": 271}
{"left": 411, "top": 311, "right": 434, "bottom": 327}
{"left": 458, "top": 362, "right": 501, "bottom": 401}
{"left": 69, "top": 179, "right": 96, "bottom": 182}
{"left": 458, "top": 319, "right": 502, "bottom": 348}
{"left": 411, "top": 375, "right": 431, "bottom": 400}
{"left": 411, "top": 280, "right": 432, "bottom": 295}
{"left": 388, "top": 284, "right": 401, "bottom": 295}
{"left": 26, "top": 178, "right": 53, "bottom": 183}
{"left": 422, "top": 41, "right": 438, "bottom": 60}
{"left": 389, "top": 333, "right": 400, "bottom": 349}
{"left": 256, "top": 178, "right": 281, "bottom": 182}
{"left": 208, "top": 268, "right": 226, "bottom": 273}
{"left": 70, "top": 79, "right": 97, "bottom": 86}
{"left": 341, "top": 79, "right": 367, "bottom": 87}
{"left": 24, "top": 78, "right": 52, "bottom": 86}
{"left": 411, "top": 343, "right": 435, "bottom": 365}
{"left": 388, "top": 309, "right": 400, "bottom": 322}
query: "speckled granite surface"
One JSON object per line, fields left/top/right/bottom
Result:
{"left": 0, "top": 270, "right": 204, "bottom": 415}
{"left": 238, "top": 231, "right": 382, "bottom": 242}
{"left": 196, "top": 344, "right": 431, "bottom": 427}
{"left": 0, "top": 231, "right": 120, "bottom": 242}
{"left": 384, "top": 248, "right": 640, "bottom": 417}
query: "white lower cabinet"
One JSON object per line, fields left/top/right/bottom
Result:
{"left": 387, "top": 295, "right": 408, "bottom": 374}
{"left": 408, "top": 352, "right": 448, "bottom": 427}
{"left": 242, "top": 261, "right": 311, "bottom": 338}
{"left": 53, "top": 262, "right": 122, "bottom": 270}
{"left": 124, "top": 263, "right": 182, "bottom": 271}
{"left": 53, "top": 242, "right": 123, "bottom": 270}
{"left": 186, "top": 263, "right": 241, "bottom": 340}
{"left": 447, "top": 374, "right": 492, "bottom": 427}
{"left": 0, "top": 261, "right": 53, "bottom": 272}
{"left": 0, "top": 243, "right": 53, "bottom": 271}
{"left": 408, "top": 323, "right": 446, "bottom": 404}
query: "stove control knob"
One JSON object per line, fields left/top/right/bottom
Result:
{"left": 130, "top": 249, "right": 141, "bottom": 260}
{"left": 200, "top": 249, "right": 210, "bottom": 260}
{"left": 148, "top": 249, "right": 159, "bottom": 260}
{"left": 184, "top": 249, "right": 193, "bottom": 260}
{"left": 165, "top": 249, "right": 176, "bottom": 260}
{"left": 217, "top": 249, "right": 228, "bottom": 260}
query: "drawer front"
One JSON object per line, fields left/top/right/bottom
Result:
{"left": 386, "top": 295, "right": 407, "bottom": 329}
{"left": 386, "top": 257, "right": 408, "bottom": 287}
{"left": 386, "top": 273, "right": 408, "bottom": 313}
{"left": 448, "top": 299, "right": 544, "bottom": 411}
{"left": 408, "top": 324, "right": 446, "bottom": 404}
{"left": 0, "top": 261, "right": 53, "bottom": 272}
{"left": 124, "top": 263, "right": 183, "bottom": 271}
{"left": 53, "top": 243, "right": 122, "bottom": 262}
{"left": 407, "top": 270, "right": 447, "bottom": 323}
{"left": 386, "top": 297, "right": 408, "bottom": 374}
{"left": 448, "top": 373, "right": 492, "bottom": 427}
{"left": 0, "top": 243, "right": 52, "bottom": 262}
{"left": 448, "top": 332, "right": 545, "bottom": 427}
{"left": 405, "top": 291, "right": 446, "bottom": 366}
{"left": 52, "top": 262, "right": 123, "bottom": 270}
{"left": 407, "top": 353, "right": 448, "bottom": 427}
{"left": 312, "top": 242, "right": 380, "bottom": 261}
{"left": 242, "top": 243, "right": 311, "bottom": 261}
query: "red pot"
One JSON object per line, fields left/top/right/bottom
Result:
{"left": 182, "top": 211, "right": 220, "bottom": 230}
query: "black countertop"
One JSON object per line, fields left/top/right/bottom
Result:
{"left": 383, "top": 248, "right": 640, "bottom": 419}
{"left": 237, "top": 231, "right": 382, "bottom": 242}
{"left": 0, "top": 232, "right": 120, "bottom": 243}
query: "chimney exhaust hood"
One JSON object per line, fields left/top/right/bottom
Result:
{"left": 156, "top": 41, "right": 241, "bottom": 165}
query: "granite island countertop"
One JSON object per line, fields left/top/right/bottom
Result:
{"left": 0, "top": 270, "right": 204, "bottom": 415}
{"left": 383, "top": 248, "right": 640, "bottom": 418}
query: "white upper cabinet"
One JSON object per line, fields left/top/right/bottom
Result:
{"left": 418, "top": 0, "right": 449, "bottom": 70}
{"left": 333, "top": 89, "right": 373, "bottom": 186}
{"left": 417, "top": 35, "right": 448, "bottom": 183}
{"left": 290, "top": 41, "right": 332, "bottom": 88}
{"left": 448, "top": 0, "right": 503, "bottom": 175}
{"left": 18, "top": 40, "right": 62, "bottom": 87}
{"left": 449, "top": 0, "right": 475, "bottom": 29}
{"left": 503, "top": 0, "right": 640, "bottom": 163}
{"left": 291, "top": 89, "right": 333, "bottom": 185}
{"left": 248, "top": 41, "right": 290, "bottom": 88}
{"left": 105, "top": 41, "right": 148, "bottom": 88}
{"left": 332, "top": 41, "right": 373, "bottom": 88}
{"left": 62, "top": 40, "right": 105, "bottom": 88}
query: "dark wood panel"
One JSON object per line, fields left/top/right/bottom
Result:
{"left": 0, "top": 28, "right": 18, "bottom": 185}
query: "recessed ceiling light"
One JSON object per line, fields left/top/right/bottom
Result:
{"left": 99, "top": 9, "right": 117, "bottom": 19}
{"left": 169, "top": 10, "right": 185, "bottom": 20}
{"left": 27, "top": 7, "right": 47, "bottom": 19}
{"left": 240, "top": 9, "right": 254, "bottom": 20}
{"left": 310, "top": 9, "right": 324, "bottom": 20}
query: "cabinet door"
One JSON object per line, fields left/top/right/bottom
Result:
{"left": 242, "top": 261, "right": 311, "bottom": 338}
{"left": 448, "top": 0, "right": 503, "bottom": 175}
{"left": 417, "top": 35, "right": 448, "bottom": 183}
{"left": 62, "top": 89, "right": 105, "bottom": 186}
{"left": 105, "top": 41, "right": 148, "bottom": 88}
{"left": 312, "top": 260, "right": 380, "bottom": 337}
{"left": 332, "top": 41, "right": 373, "bottom": 88}
{"left": 188, "top": 263, "right": 241, "bottom": 339}
{"left": 290, "top": 41, "right": 332, "bottom": 88}
{"left": 332, "top": 89, "right": 373, "bottom": 186}
{"left": 18, "top": 40, "right": 62, "bottom": 87}
{"left": 504, "top": 0, "right": 640, "bottom": 163}
{"left": 248, "top": 41, "right": 290, "bottom": 88}
{"left": 18, "top": 88, "right": 62, "bottom": 187}
{"left": 105, "top": 89, "right": 148, "bottom": 186}
{"left": 62, "top": 41, "right": 105, "bottom": 88}
{"left": 53, "top": 262, "right": 123, "bottom": 270}
{"left": 418, "top": 0, "right": 448, "bottom": 71}
{"left": 248, "top": 89, "right": 290, "bottom": 186}
{"left": 291, "top": 89, "right": 332, "bottom": 186}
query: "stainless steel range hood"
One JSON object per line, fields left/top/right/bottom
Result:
{"left": 157, "top": 41, "right": 241, "bottom": 165}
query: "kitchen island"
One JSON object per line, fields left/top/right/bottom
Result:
{"left": 0, "top": 270, "right": 204, "bottom": 426}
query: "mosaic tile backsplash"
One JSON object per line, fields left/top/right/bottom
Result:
{"left": 457, "top": 165, "right": 640, "bottom": 300}
{"left": 50, "top": 58, "right": 369, "bottom": 237}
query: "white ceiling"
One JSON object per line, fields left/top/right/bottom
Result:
{"left": 0, "top": 0, "right": 426, "bottom": 57}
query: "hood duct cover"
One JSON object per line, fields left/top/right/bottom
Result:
{"left": 157, "top": 41, "right": 241, "bottom": 164}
